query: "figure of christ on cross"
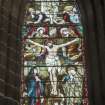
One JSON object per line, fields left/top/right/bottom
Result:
{"left": 27, "top": 38, "right": 80, "bottom": 95}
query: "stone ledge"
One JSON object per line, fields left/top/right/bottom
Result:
{"left": 0, "top": 94, "right": 19, "bottom": 105}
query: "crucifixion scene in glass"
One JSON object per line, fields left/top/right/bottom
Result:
{"left": 21, "top": 0, "right": 89, "bottom": 105}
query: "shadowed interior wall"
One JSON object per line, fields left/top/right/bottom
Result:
{"left": 0, "top": 0, "right": 26, "bottom": 105}
{"left": 77, "top": 0, "right": 105, "bottom": 105}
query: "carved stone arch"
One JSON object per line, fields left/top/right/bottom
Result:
{"left": 77, "top": 0, "right": 105, "bottom": 105}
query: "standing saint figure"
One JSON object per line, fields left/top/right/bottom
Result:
{"left": 27, "top": 38, "right": 79, "bottom": 95}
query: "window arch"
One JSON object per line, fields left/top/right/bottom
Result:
{"left": 21, "top": 0, "right": 89, "bottom": 105}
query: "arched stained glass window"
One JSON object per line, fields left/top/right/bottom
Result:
{"left": 21, "top": 0, "right": 89, "bottom": 105}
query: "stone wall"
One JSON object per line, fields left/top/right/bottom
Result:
{"left": 0, "top": 0, "right": 26, "bottom": 105}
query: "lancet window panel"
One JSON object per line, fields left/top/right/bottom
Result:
{"left": 21, "top": 0, "right": 89, "bottom": 105}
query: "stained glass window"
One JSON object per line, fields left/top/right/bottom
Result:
{"left": 21, "top": 0, "right": 89, "bottom": 105}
